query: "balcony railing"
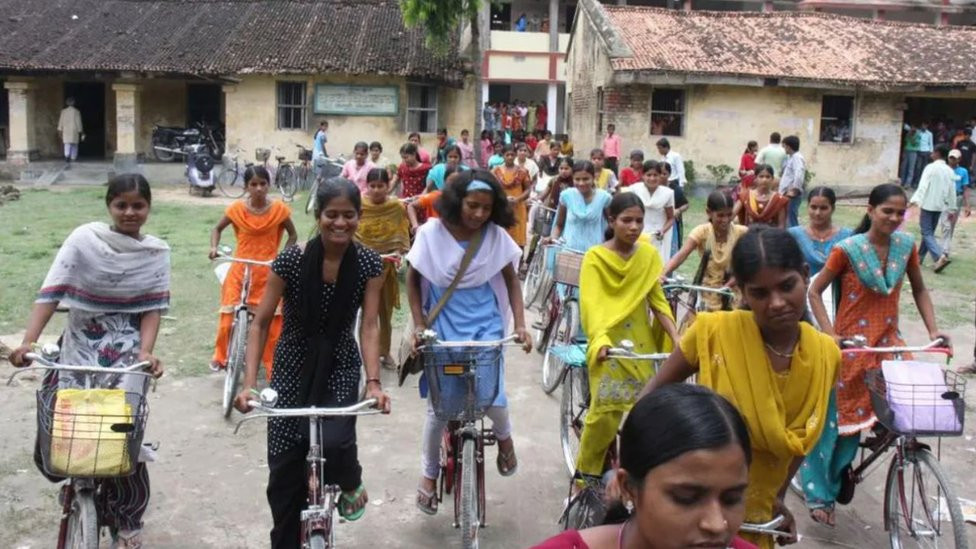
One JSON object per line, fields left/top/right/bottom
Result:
{"left": 489, "top": 30, "right": 569, "bottom": 53}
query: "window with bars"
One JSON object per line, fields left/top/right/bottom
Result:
{"left": 596, "top": 87, "right": 605, "bottom": 136}
{"left": 820, "top": 95, "right": 854, "bottom": 143}
{"left": 276, "top": 81, "right": 307, "bottom": 130}
{"left": 650, "top": 89, "right": 685, "bottom": 137}
{"left": 407, "top": 84, "right": 438, "bottom": 133}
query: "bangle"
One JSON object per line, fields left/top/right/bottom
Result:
{"left": 366, "top": 378, "right": 382, "bottom": 386}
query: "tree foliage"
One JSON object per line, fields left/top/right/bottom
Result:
{"left": 400, "top": 0, "right": 483, "bottom": 53}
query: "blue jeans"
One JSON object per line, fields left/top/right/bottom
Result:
{"left": 918, "top": 208, "right": 945, "bottom": 263}
{"left": 900, "top": 151, "right": 918, "bottom": 187}
{"left": 787, "top": 193, "right": 802, "bottom": 228}
{"left": 913, "top": 152, "right": 931, "bottom": 188}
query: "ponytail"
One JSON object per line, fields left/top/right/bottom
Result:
{"left": 856, "top": 183, "right": 906, "bottom": 234}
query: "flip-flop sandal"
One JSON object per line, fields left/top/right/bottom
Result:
{"left": 935, "top": 257, "right": 952, "bottom": 273}
{"left": 416, "top": 487, "right": 438, "bottom": 516}
{"left": 339, "top": 484, "right": 368, "bottom": 521}
{"left": 809, "top": 507, "right": 836, "bottom": 528}
{"left": 497, "top": 450, "right": 518, "bottom": 477}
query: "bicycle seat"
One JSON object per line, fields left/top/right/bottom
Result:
{"left": 276, "top": 156, "right": 286, "bottom": 162}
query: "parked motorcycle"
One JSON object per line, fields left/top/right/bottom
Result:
{"left": 152, "top": 122, "right": 223, "bottom": 162}
{"left": 185, "top": 143, "right": 216, "bottom": 196}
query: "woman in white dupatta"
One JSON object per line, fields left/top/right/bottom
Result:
{"left": 10, "top": 175, "right": 169, "bottom": 548}
{"left": 406, "top": 169, "right": 532, "bottom": 515}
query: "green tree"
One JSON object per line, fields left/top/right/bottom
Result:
{"left": 401, "top": 0, "right": 486, "bottom": 163}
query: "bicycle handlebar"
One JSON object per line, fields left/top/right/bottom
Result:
{"left": 739, "top": 515, "right": 787, "bottom": 536}
{"left": 662, "top": 280, "right": 734, "bottom": 297}
{"left": 214, "top": 252, "right": 273, "bottom": 267}
{"left": 840, "top": 337, "right": 951, "bottom": 356}
{"left": 418, "top": 334, "right": 519, "bottom": 350}
{"left": 606, "top": 349, "right": 669, "bottom": 361}
{"left": 8, "top": 354, "right": 153, "bottom": 386}
{"left": 234, "top": 398, "right": 381, "bottom": 433}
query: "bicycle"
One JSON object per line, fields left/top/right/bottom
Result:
{"left": 236, "top": 388, "right": 380, "bottom": 548}
{"left": 559, "top": 341, "right": 667, "bottom": 523}
{"left": 662, "top": 275, "right": 735, "bottom": 331}
{"left": 538, "top": 245, "right": 584, "bottom": 394}
{"left": 521, "top": 203, "right": 557, "bottom": 307}
{"left": 215, "top": 148, "right": 252, "bottom": 198}
{"left": 295, "top": 145, "right": 316, "bottom": 191}
{"left": 305, "top": 155, "right": 347, "bottom": 215}
{"left": 419, "top": 332, "right": 519, "bottom": 549}
{"left": 790, "top": 337, "right": 967, "bottom": 548}
{"left": 7, "top": 344, "right": 154, "bottom": 549}
{"left": 213, "top": 247, "right": 273, "bottom": 418}
{"left": 269, "top": 147, "right": 297, "bottom": 201}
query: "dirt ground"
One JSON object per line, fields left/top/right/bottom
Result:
{"left": 2, "top": 312, "right": 976, "bottom": 548}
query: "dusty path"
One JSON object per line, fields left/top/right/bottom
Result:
{"left": 2, "top": 315, "right": 976, "bottom": 548}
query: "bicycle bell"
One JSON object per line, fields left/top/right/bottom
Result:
{"left": 259, "top": 388, "right": 279, "bottom": 407}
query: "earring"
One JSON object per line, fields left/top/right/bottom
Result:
{"left": 625, "top": 500, "right": 634, "bottom": 514}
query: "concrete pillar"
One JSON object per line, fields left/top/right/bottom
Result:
{"left": 549, "top": 0, "right": 559, "bottom": 52}
{"left": 547, "top": 83, "right": 558, "bottom": 133}
{"left": 3, "top": 80, "right": 39, "bottom": 164}
{"left": 112, "top": 82, "right": 141, "bottom": 171}
{"left": 762, "top": 1, "right": 774, "bottom": 12}
{"left": 481, "top": 82, "right": 490, "bottom": 107}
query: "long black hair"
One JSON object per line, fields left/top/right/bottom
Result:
{"left": 807, "top": 185, "right": 837, "bottom": 208}
{"left": 731, "top": 225, "right": 806, "bottom": 285}
{"left": 106, "top": 173, "right": 151, "bottom": 205}
{"left": 604, "top": 192, "right": 644, "bottom": 241}
{"left": 244, "top": 165, "right": 271, "bottom": 186}
{"left": 855, "top": 183, "right": 906, "bottom": 234}
{"left": 706, "top": 189, "right": 734, "bottom": 212}
{"left": 604, "top": 384, "right": 751, "bottom": 524}
{"left": 436, "top": 169, "right": 515, "bottom": 229}
{"left": 314, "top": 177, "right": 361, "bottom": 220}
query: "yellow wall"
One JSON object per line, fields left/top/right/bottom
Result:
{"left": 137, "top": 80, "right": 188, "bottom": 155}
{"left": 223, "top": 74, "right": 477, "bottom": 163}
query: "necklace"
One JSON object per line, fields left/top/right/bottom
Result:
{"left": 247, "top": 197, "right": 271, "bottom": 215}
{"left": 807, "top": 225, "right": 836, "bottom": 243}
{"left": 764, "top": 337, "right": 798, "bottom": 359}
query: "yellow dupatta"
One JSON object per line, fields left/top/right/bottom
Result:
{"left": 356, "top": 196, "right": 410, "bottom": 309}
{"left": 580, "top": 242, "right": 674, "bottom": 413}
{"left": 686, "top": 310, "right": 839, "bottom": 536}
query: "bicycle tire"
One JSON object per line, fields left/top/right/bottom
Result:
{"left": 306, "top": 178, "right": 320, "bottom": 215}
{"left": 277, "top": 165, "right": 297, "bottom": 200}
{"left": 541, "top": 300, "right": 579, "bottom": 394}
{"left": 65, "top": 490, "right": 99, "bottom": 549}
{"left": 522, "top": 249, "right": 546, "bottom": 308}
{"left": 460, "top": 438, "right": 480, "bottom": 549}
{"left": 561, "top": 484, "right": 605, "bottom": 531}
{"left": 885, "top": 447, "right": 968, "bottom": 548}
{"left": 222, "top": 309, "right": 248, "bottom": 419}
{"left": 217, "top": 167, "right": 246, "bottom": 198}
{"left": 560, "top": 366, "right": 588, "bottom": 477}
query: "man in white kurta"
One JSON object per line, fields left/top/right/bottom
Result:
{"left": 57, "top": 97, "right": 84, "bottom": 165}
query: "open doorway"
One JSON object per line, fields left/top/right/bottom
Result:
{"left": 63, "top": 82, "right": 106, "bottom": 159}
{"left": 187, "top": 83, "right": 222, "bottom": 127}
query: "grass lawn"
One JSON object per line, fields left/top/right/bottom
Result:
{"left": 1, "top": 186, "right": 973, "bottom": 378}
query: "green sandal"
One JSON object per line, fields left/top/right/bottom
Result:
{"left": 339, "top": 484, "right": 368, "bottom": 521}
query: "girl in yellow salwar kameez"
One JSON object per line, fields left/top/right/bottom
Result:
{"left": 355, "top": 168, "right": 411, "bottom": 368}
{"left": 576, "top": 193, "right": 680, "bottom": 482}
{"left": 642, "top": 226, "right": 840, "bottom": 548}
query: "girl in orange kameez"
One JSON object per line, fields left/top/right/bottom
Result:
{"left": 492, "top": 144, "right": 532, "bottom": 248}
{"left": 209, "top": 167, "right": 297, "bottom": 378}
{"left": 733, "top": 164, "right": 789, "bottom": 228}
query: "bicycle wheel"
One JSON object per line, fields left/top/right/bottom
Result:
{"left": 460, "top": 437, "right": 480, "bottom": 549}
{"left": 541, "top": 299, "right": 579, "bottom": 394}
{"left": 522, "top": 249, "right": 547, "bottom": 309}
{"left": 222, "top": 310, "right": 248, "bottom": 419}
{"left": 561, "top": 483, "right": 606, "bottom": 531}
{"left": 560, "top": 366, "right": 589, "bottom": 477}
{"left": 306, "top": 177, "right": 320, "bottom": 215}
{"left": 277, "top": 165, "right": 297, "bottom": 200}
{"left": 886, "top": 448, "right": 968, "bottom": 548}
{"left": 217, "top": 167, "right": 246, "bottom": 198}
{"left": 64, "top": 490, "right": 99, "bottom": 549}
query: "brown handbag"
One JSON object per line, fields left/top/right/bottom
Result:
{"left": 397, "top": 229, "right": 485, "bottom": 386}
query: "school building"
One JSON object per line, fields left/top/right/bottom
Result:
{"left": 0, "top": 0, "right": 477, "bottom": 170}
{"left": 567, "top": 0, "right": 976, "bottom": 187}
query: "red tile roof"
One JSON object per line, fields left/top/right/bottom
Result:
{"left": 0, "top": 0, "right": 464, "bottom": 84}
{"left": 601, "top": 5, "right": 976, "bottom": 88}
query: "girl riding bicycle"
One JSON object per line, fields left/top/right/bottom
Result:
{"left": 546, "top": 160, "right": 612, "bottom": 253}
{"left": 9, "top": 174, "right": 169, "bottom": 549}
{"left": 643, "top": 226, "right": 840, "bottom": 548}
{"left": 208, "top": 166, "right": 297, "bottom": 376}
{"left": 234, "top": 178, "right": 391, "bottom": 547}
{"left": 533, "top": 385, "right": 758, "bottom": 549}
{"left": 663, "top": 190, "right": 747, "bottom": 312}
{"left": 802, "top": 184, "right": 951, "bottom": 526}
{"left": 575, "top": 193, "right": 679, "bottom": 487}
{"left": 356, "top": 168, "right": 411, "bottom": 370}
{"left": 406, "top": 169, "right": 532, "bottom": 516}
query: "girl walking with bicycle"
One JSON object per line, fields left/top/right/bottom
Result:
{"left": 802, "top": 184, "right": 950, "bottom": 527}
{"left": 355, "top": 168, "right": 411, "bottom": 369}
{"left": 339, "top": 141, "right": 376, "bottom": 193}
{"left": 642, "top": 227, "right": 840, "bottom": 548}
{"left": 405, "top": 169, "right": 532, "bottom": 515}
{"left": 534, "top": 385, "right": 758, "bottom": 549}
{"left": 233, "top": 178, "right": 391, "bottom": 547}
{"left": 663, "top": 190, "right": 746, "bottom": 312}
{"left": 575, "top": 193, "right": 679, "bottom": 487}
{"left": 9, "top": 174, "right": 169, "bottom": 549}
{"left": 546, "top": 160, "right": 612, "bottom": 253}
{"left": 208, "top": 166, "right": 297, "bottom": 375}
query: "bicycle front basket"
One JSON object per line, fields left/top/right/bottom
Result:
{"left": 423, "top": 344, "right": 503, "bottom": 422}
{"left": 553, "top": 251, "right": 584, "bottom": 287}
{"left": 866, "top": 365, "right": 965, "bottom": 437}
{"left": 36, "top": 387, "right": 148, "bottom": 478}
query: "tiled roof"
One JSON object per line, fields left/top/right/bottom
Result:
{"left": 600, "top": 5, "right": 976, "bottom": 88}
{"left": 0, "top": 0, "right": 465, "bottom": 83}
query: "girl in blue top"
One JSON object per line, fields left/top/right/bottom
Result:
{"left": 547, "top": 160, "right": 613, "bottom": 253}
{"left": 787, "top": 187, "right": 853, "bottom": 275}
{"left": 425, "top": 145, "right": 469, "bottom": 192}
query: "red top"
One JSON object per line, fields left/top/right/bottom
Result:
{"left": 619, "top": 167, "right": 643, "bottom": 187}
{"left": 739, "top": 152, "right": 756, "bottom": 189}
{"left": 526, "top": 134, "right": 539, "bottom": 153}
{"left": 531, "top": 530, "right": 758, "bottom": 549}
{"left": 397, "top": 161, "right": 431, "bottom": 198}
